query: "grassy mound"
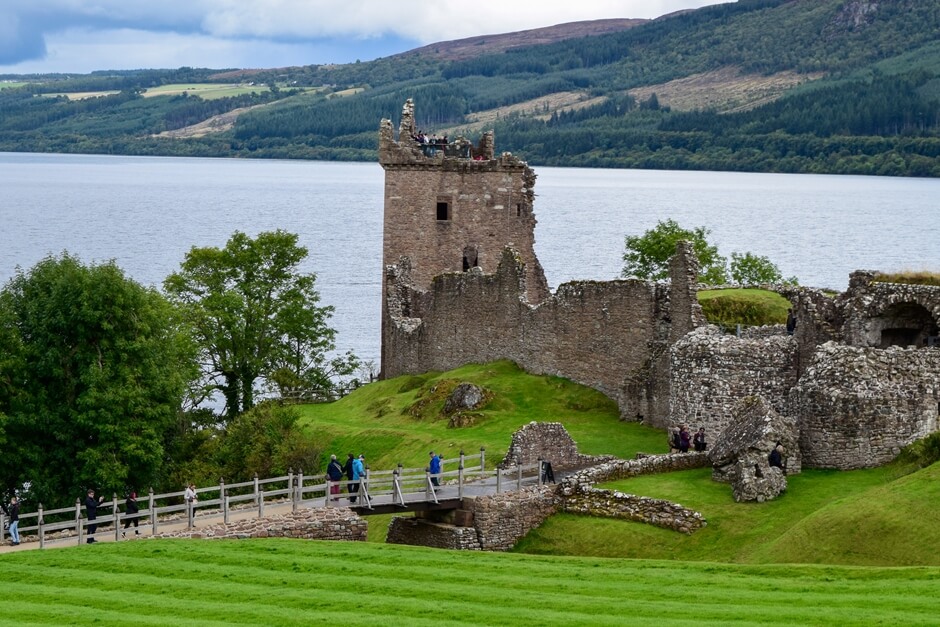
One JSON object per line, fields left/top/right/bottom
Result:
{"left": 298, "top": 360, "right": 665, "bottom": 471}
{"left": 697, "top": 288, "right": 791, "bottom": 328}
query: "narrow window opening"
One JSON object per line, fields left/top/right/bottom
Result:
{"left": 436, "top": 201, "right": 450, "bottom": 221}
{"left": 516, "top": 203, "right": 523, "bottom": 217}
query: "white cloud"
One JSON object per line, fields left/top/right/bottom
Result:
{"left": 0, "top": 1, "right": 732, "bottom": 74}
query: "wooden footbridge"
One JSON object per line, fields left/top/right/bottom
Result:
{"left": 1, "top": 449, "right": 553, "bottom": 551}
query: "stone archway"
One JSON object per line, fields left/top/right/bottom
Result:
{"left": 873, "top": 302, "right": 939, "bottom": 348}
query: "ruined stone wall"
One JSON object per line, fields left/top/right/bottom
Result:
{"left": 840, "top": 273, "right": 940, "bottom": 348}
{"left": 386, "top": 517, "right": 481, "bottom": 550}
{"left": 153, "top": 508, "right": 367, "bottom": 542}
{"left": 562, "top": 487, "right": 705, "bottom": 534}
{"left": 793, "top": 343, "right": 940, "bottom": 469}
{"left": 469, "top": 486, "right": 560, "bottom": 551}
{"left": 499, "top": 421, "right": 601, "bottom": 470}
{"left": 384, "top": 244, "right": 704, "bottom": 426}
{"left": 563, "top": 452, "right": 710, "bottom": 487}
{"left": 670, "top": 327, "right": 798, "bottom": 438}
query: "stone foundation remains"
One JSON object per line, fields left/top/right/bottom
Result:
{"left": 152, "top": 508, "right": 368, "bottom": 542}
{"left": 499, "top": 421, "right": 604, "bottom": 470}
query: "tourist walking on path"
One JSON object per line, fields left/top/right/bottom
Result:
{"left": 679, "top": 426, "right": 691, "bottom": 453}
{"left": 2, "top": 496, "right": 20, "bottom": 546}
{"left": 326, "top": 455, "right": 344, "bottom": 501}
{"left": 344, "top": 453, "right": 358, "bottom": 503}
{"left": 353, "top": 455, "right": 367, "bottom": 504}
{"left": 122, "top": 492, "right": 140, "bottom": 537}
{"left": 85, "top": 489, "right": 104, "bottom": 544}
{"left": 693, "top": 427, "right": 707, "bottom": 452}
{"left": 429, "top": 451, "right": 442, "bottom": 487}
{"left": 184, "top": 483, "right": 198, "bottom": 525}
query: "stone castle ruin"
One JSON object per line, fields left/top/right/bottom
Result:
{"left": 379, "top": 100, "right": 940, "bottom": 476}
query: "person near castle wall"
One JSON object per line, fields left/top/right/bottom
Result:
{"left": 786, "top": 308, "right": 797, "bottom": 336}
{"left": 693, "top": 427, "right": 707, "bottom": 452}
{"left": 669, "top": 428, "right": 681, "bottom": 453}
{"left": 679, "top": 426, "right": 691, "bottom": 453}
{"left": 327, "top": 454, "right": 344, "bottom": 501}
{"left": 122, "top": 491, "right": 140, "bottom": 537}
{"left": 184, "top": 483, "right": 198, "bottom": 525}
{"left": 429, "top": 451, "right": 442, "bottom": 487}
{"left": 2, "top": 496, "right": 20, "bottom": 546}
{"left": 343, "top": 453, "right": 358, "bottom": 503}
{"left": 769, "top": 443, "right": 785, "bottom": 472}
{"left": 85, "top": 489, "right": 104, "bottom": 544}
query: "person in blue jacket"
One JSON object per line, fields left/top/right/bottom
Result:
{"left": 429, "top": 451, "right": 442, "bottom": 486}
{"left": 353, "top": 455, "right": 366, "bottom": 503}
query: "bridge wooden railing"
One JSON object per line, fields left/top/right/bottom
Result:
{"left": 2, "top": 448, "right": 555, "bottom": 549}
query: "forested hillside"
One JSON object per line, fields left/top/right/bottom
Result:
{"left": 1, "top": 0, "right": 938, "bottom": 175}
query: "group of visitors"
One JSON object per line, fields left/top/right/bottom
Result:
{"left": 326, "top": 453, "right": 367, "bottom": 503}
{"left": 669, "top": 425, "right": 707, "bottom": 453}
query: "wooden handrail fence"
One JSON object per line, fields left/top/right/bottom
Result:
{"left": 2, "top": 448, "right": 555, "bottom": 550}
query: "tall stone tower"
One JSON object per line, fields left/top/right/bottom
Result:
{"left": 379, "top": 99, "right": 549, "bottom": 304}
{"left": 378, "top": 99, "right": 550, "bottom": 373}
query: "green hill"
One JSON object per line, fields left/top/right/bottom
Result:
{"left": 1, "top": 0, "right": 938, "bottom": 175}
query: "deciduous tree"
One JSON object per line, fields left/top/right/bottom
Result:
{"left": 622, "top": 219, "right": 728, "bottom": 284}
{"left": 0, "top": 254, "right": 192, "bottom": 506}
{"left": 164, "top": 230, "right": 355, "bottom": 420}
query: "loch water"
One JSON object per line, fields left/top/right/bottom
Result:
{"left": 2, "top": 152, "right": 938, "bottom": 365}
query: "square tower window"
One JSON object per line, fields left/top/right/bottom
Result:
{"left": 436, "top": 201, "right": 451, "bottom": 221}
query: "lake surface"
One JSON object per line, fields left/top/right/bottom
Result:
{"left": 2, "top": 152, "right": 938, "bottom": 367}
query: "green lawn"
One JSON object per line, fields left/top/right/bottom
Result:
{"left": 1, "top": 539, "right": 937, "bottom": 626}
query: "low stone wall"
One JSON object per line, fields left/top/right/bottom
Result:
{"left": 386, "top": 518, "right": 480, "bottom": 550}
{"left": 564, "top": 451, "right": 709, "bottom": 487}
{"left": 153, "top": 508, "right": 367, "bottom": 542}
{"left": 499, "top": 421, "right": 601, "bottom": 469}
{"left": 562, "top": 487, "right": 705, "bottom": 534}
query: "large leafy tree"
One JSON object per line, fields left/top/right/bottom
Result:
{"left": 164, "top": 230, "right": 355, "bottom": 420}
{"left": 622, "top": 219, "right": 728, "bottom": 284}
{"left": 0, "top": 254, "right": 192, "bottom": 506}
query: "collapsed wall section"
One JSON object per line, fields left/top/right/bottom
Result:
{"left": 793, "top": 343, "right": 940, "bottom": 469}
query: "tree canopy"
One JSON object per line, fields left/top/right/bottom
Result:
{"left": 0, "top": 254, "right": 193, "bottom": 506}
{"left": 622, "top": 219, "right": 728, "bottom": 284}
{"left": 163, "top": 230, "right": 356, "bottom": 421}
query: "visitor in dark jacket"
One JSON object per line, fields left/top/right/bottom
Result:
{"left": 693, "top": 427, "right": 707, "bottom": 452}
{"left": 2, "top": 496, "right": 20, "bottom": 546}
{"left": 327, "top": 455, "right": 344, "bottom": 500}
{"left": 85, "top": 489, "right": 104, "bottom": 544}
{"left": 679, "top": 426, "right": 691, "bottom": 453}
{"left": 122, "top": 491, "right": 140, "bottom": 537}
{"left": 769, "top": 443, "right": 785, "bottom": 471}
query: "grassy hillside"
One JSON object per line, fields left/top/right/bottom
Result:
{"left": 295, "top": 360, "right": 663, "bottom": 471}
{"left": 1, "top": 1, "right": 938, "bottom": 175}
{"left": 1, "top": 539, "right": 938, "bottom": 626}
{"left": 698, "top": 288, "right": 792, "bottom": 328}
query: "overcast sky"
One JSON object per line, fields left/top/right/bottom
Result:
{"left": 0, "top": 1, "right": 730, "bottom": 75}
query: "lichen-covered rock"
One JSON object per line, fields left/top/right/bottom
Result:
{"left": 731, "top": 458, "right": 787, "bottom": 502}
{"left": 443, "top": 383, "right": 485, "bottom": 413}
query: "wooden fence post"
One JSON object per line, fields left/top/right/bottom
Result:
{"left": 480, "top": 447, "right": 486, "bottom": 474}
{"left": 149, "top": 488, "right": 157, "bottom": 536}
{"left": 258, "top": 489, "right": 265, "bottom": 518}
{"left": 287, "top": 468, "right": 294, "bottom": 508}
{"left": 219, "top": 477, "right": 226, "bottom": 519}
{"left": 458, "top": 450, "right": 465, "bottom": 499}
{"left": 38, "top": 503, "right": 45, "bottom": 549}
{"left": 253, "top": 473, "right": 260, "bottom": 506}
{"left": 112, "top": 493, "right": 120, "bottom": 541}
{"left": 0, "top": 511, "right": 5, "bottom": 544}
{"left": 75, "top": 498, "right": 83, "bottom": 546}
{"left": 496, "top": 467, "right": 502, "bottom": 494}
{"left": 325, "top": 477, "right": 333, "bottom": 508}
{"left": 224, "top": 495, "right": 230, "bottom": 525}
{"left": 517, "top": 464, "right": 523, "bottom": 490}
{"left": 294, "top": 468, "right": 303, "bottom": 512}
